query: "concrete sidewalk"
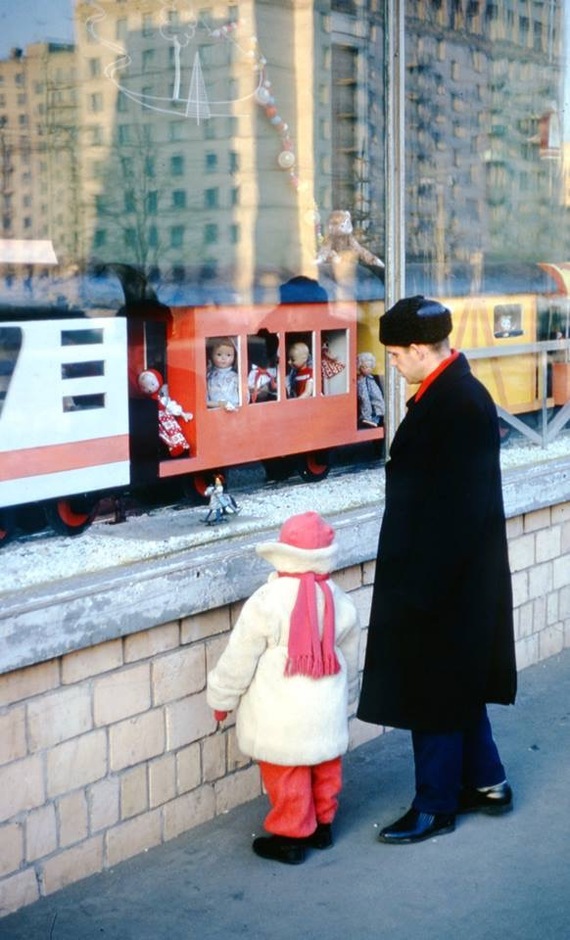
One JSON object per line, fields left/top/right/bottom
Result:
{"left": 3, "top": 648, "right": 570, "bottom": 940}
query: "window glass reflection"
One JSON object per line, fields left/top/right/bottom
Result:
{"left": 404, "top": 1, "right": 570, "bottom": 439}
{"left": 0, "top": 0, "right": 385, "bottom": 312}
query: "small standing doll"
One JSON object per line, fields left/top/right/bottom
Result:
{"left": 202, "top": 475, "right": 241, "bottom": 525}
{"left": 356, "top": 352, "right": 385, "bottom": 428}
{"left": 207, "top": 512, "right": 360, "bottom": 864}
{"left": 137, "top": 369, "right": 193, "bottom": 457}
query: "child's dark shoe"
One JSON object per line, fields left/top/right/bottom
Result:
{"left": 252, "top": 835, "right": 306, "bottom": 865}
{"left": 302, "top": 823, "right": 333, "bottom": 849}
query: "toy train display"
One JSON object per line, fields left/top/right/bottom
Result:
{"left": 1, "top": 264, "right": 569, "bottom": 545}
{"left": 0, "top": 293, "right": 385, "bottom": 545}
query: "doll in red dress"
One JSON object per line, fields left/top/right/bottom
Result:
{"left": 137, "top": 368, "right": 193, "bottom": 457}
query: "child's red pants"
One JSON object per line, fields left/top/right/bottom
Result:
{"left": 258, "top": 757, "right": 343, "bottom": 838}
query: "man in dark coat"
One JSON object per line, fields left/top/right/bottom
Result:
{"left": 357, "top": 296, "right": 517, "bottom": 844}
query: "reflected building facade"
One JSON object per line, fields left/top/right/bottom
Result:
{"left": 405, "top": 1, "right": 565, "bottom": 294}
{"left": 0, "top": 43, "right": 78, "bottom": 261}
{"left": 0, "top": 0, "right": 567, "bottom": 304}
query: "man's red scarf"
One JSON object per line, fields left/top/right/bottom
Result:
{"left": 414, "top": 349, "right": 460, "bottom": 403}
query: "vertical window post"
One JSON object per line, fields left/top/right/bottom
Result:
{"left": 384, "top": 0, "right": 407, "bottom": 445}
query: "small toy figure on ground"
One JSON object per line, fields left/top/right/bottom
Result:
{"left": 206, "top": 337, "right": 240, "bottom": 410}
{"left": 207, "top": 511, "right": 360, "bottom": 864}
{"left": 286, "top": 342, "right": 313, "bottom": 398}
{"left": 137, "top": 369, "right": 193, "bottom": 457}
{"left": 202, "top": 476, "right": 241, "bottom": 525}
{"left": 356, "top": 352, "right": 385, "bottom": 428}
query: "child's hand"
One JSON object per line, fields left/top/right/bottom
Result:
{"left": 214, "top": 710, "right": 228, "bottom": 722}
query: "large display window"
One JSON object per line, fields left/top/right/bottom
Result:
{"left": 0, "top": 1, "right": 569, "bottom": 550}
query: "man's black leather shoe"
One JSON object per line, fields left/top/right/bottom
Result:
{"left": 252, "top": 834, "right": 306, "bottom": 864}
{"left": 378, "top": 808, "right": 456, "bottom": 845}
{"left": 458, "top": 781, "right": 513, "bottom": 815}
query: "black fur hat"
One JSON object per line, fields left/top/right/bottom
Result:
{"left": 380, "top": 295, "right": 452, "bottom": 346}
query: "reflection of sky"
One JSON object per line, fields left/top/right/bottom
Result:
{"left": 2, "top": 0, "right": 570, "bottom": 141}
{"left": 0, "top": 0, "right": 73, "bottom": 59}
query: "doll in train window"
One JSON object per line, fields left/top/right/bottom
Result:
{"left": 206, "top": 336, "right": 240, "bottom": 411}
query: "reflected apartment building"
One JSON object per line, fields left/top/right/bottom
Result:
{"left": 73, "top": 0, "right": 385, "bottom": 301}
{"left": 405, "top": 1, "right": 566, "bottom": 294}
{"left": 0, "top": 0, "right": 385, "bottom": 302}
{"left": 74, "top": 0, "right": 366, "bottom": 299}
{"left": 0, "top": 42, "right": 78, "bottom": 264}
{"left": 0, "top": 1, "right": 566, "bottom": 304}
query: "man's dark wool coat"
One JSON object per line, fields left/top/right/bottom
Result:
{"left": 357, "top": 352, "right": 517, "bottom": 733}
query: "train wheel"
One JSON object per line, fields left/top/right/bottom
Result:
{"left": 45, "top": 496, "right": 99, "bottom": 536}
{"left": 297, "top": 451, "right": 330, "bottom": 482}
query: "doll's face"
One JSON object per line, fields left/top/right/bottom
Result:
{"left": 138, "top": 370, "right": 160, "bottom": 395}
{"left": 212, "top": 344, "right": 235, "bottom": 369}
{"left": 358, "top": 361, "right": 374, "bottom": 376}
{"left": 288, "top": 344, "right": 309, "bottom": 368}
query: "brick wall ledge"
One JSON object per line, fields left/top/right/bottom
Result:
{"left": 1, "top": 455, "right": 569, "bottom": 676}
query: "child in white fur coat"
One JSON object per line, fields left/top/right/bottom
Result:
{"left": 207, "top": 511, "right": 360, "bottom": 865}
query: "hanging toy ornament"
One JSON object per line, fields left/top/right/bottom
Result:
{"left": 210, "top": 19, "right": 320, "bottom": 247}
{"left": 245, "top": 37, "right": 300, "bottom": 190}
{"left": 255, "top": 86, "right": 273, "bottom": 106}
{"left": 277, "top": 150, "right": 296, "bottom": 169}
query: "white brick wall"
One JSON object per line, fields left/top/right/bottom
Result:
{"left": 0, "top": 500, "right": 568, "bottom": 918}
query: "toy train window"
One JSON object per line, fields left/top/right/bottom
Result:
{"left": 321, "top": 330, "right": 348, "bottom": 395}
{"left": 60, "top": 327, "right": 106, "bottom": 412}
{"left": 247, "top": 330, "right": 279, "bottom": 404}
{"left": 494, "top": 305, "right": 523, "bottom": 338}
{"left": 0, "top": 326, "right": 22, "bottom": 417}
{"left": 61, "top": 328, "right": 104, "bottom": 345}
{"left": 206, "top": 335, "right": 240, "bottom": 410}
{"left": 286, "top": 331, "right": 315, "bottom": 399}
{"left": 61, "top": 361, "right": 105, "bottom": 380}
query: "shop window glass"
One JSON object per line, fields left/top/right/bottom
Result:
{"left": 1, "top": 0, "right": 568, "bottom": 557}
{"left": 404, "top": 0, "right": 570, "bottom": 445}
